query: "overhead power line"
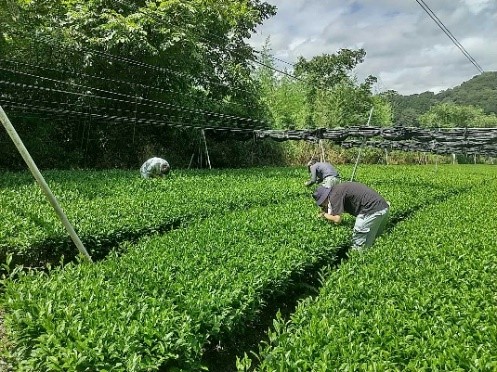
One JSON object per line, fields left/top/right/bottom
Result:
{"left": 269, "top": 54, "right": 296, "bottom": 68}
{"left": 31, "top": 38, "right": 260, "bottom": 99}
{"left": 0, "top": 79, "right": 269, "bottom": 130}
{"left": 0, "top": 58, "right": 249, "bottom": 110}
{"left": 0, "top": 61, "right": 272, "bottom": 128}
{"left": 196, "top": 29, "right": 300, "bottom": 78}
{"left": 415, "top": 0, "right": 484, "bottom": 74}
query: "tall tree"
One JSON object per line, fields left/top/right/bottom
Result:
{"left": 290, "top": 49, "right": 390, "bottom": 128}
{"left": 0, "top": 0, "right": 277, "bottom": 168}
{"left": 253, "top": 39, "right": 307, "bottom": 129}
{"left": 418, "top": 102, "right": 497, "bottom": 128}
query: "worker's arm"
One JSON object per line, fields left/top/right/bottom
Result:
{"left": 319, "top": 212, "right": 342, "bottom": 224}
{"left": 305, "top": 165, "right": 318, "bottom": 186}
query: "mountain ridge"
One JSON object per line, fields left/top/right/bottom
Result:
{"left": 387, "top": 71, "right": 497, "bottom": 125}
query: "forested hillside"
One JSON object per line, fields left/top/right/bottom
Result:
{"left": 438, "top": 71, "right": 497, "bottom": 114}
{"left": 386, "top": 71, "right": 497, "bottom": 126}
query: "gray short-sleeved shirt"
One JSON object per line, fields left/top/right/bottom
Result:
{"left": 308, "top": 162, "right": 339, "bottom": 185}
{"left": 328, "top": 182, "right": 388, "bottom": 217}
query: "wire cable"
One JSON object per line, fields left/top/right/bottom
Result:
{"left": 0, "top": 58, "right": 250, "bottom": 110}
{"left": 415, "top": 0, "right": 484, "bottom": 73}
{"left": 29, "top": 38, "right": 262, "bottom": 99}
{"left": 0, "top": 71, "right": 271, "bottom": 128}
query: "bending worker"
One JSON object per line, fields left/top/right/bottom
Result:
{"left": 140, "top": 157, "right": 170, "bottom": 179}
{"left": 305, "top": 158, "right": 340, "bottom": 188}
{"left": 313, "top": 182, "right": 390, "bottom": 251}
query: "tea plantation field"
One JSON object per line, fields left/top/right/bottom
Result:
{"left": 0, "top": 165, "right": 496, "bottom": 371}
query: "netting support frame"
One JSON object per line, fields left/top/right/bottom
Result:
{"left": 0, "top": 105, "right": 92, "bottom": 263}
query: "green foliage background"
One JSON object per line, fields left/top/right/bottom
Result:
{"left": 383, "top": 71, "right": 497, "bottom": 126}
{"left": 0, "top": 1, "right": 495, "bottom": 170}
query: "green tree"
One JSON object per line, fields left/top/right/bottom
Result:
{"left": 254, "top": 45, "right": 392, "bottom": 130}
{"left": 253, "top": 39, "right": 308, "bottom": 129}
{"left": 2, "top": 0, "right": 276, "bottom": 105}
{"left": 292, "top": 49, "right": 368, "bottom": 127}
{"left": 418, "top": 102, "right": 497, "bottom": 128}
{"left": 438, "top": 71, "right": 497, "bottom": 115}
{"left": 0, "top": 0, "right": 277, "bottom": 169}
{"left": 382, "top": 72, "right": 497, "bottom": 127}
{"left": 294, "top": 49, "right": 367, "bottom": 88}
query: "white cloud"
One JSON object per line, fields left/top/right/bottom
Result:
{"left": 249, "top": 0, "right": 497, "bottom": 95}
{"left": 461, "top": 0, "right": 493, "bottom": 14}
{"left": 288, "top": 37, "right": 307, "bottom": 51}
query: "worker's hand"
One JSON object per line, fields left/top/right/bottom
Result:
{"left": 317, "top": 211, "right": 325, "bottom": 218}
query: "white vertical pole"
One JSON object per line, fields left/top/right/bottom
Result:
{"left": 319, "top": 139, "right": 325, "bottom": 162}
{"left": 201, "top": 129, "right": 212, "bottom": 169}
{"left": 0, "top": 106, "right": 92, "bottom": 262}
{"left": 188, "top": 152, "right": 195, "bottom": 169}
{"left": 350, "top": 107, "right": 374, "bottom": 182}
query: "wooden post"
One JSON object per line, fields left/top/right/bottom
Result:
{"left": 0, "top": 106, "right": 92, "bottom": 262}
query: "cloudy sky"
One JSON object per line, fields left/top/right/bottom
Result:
{"left": 248, "top": 0, "right": 497, "bottom": 95}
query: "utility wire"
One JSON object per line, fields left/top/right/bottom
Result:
{"left": 2, "top": 21, "right": 365, "bottom": 139}
{"left": 0, "top": 58, "right": 249, "bottom": 110}
{"left": 31, "top": 38, "right": 260, "bottom": 98}
{"left": 263, "top": 53, "right": 296, "bottom": 68}
{"left": 0, "top": 70, "right": 270, "bottom": 128}
{"left": 1, "top": 95, "right": 254, "bottom": 131}
{"left": 17, "top": 30, "right": 303, "bottom": 101}
{"left": 0, "top": 84, "right": 268, "bottom": 132}
{"left": 198, "top": 29, "right": 301, "bottom": 79}
{"left": 415, "top": 0, "right": 484, "bottom": 73}
{"left": 0, "top": 35, "right": 278, "bottom": 129}
{"left": 1, "top": 99, "right": 257, "bottom": 133}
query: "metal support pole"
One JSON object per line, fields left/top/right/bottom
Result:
{"left": 319, "top": 139, "right": 325, "bottom": 162}
{"left": 201, "top": 129, "right": 212, "bottom": 169}
{"left": 350, "top": 107, "right": 374, "bottom": 182}
{"left": 0, "top": 106, "right": 92, "bottom": 262}
{"left": 188, "top": 152, "right": 195, "bottom": 169}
